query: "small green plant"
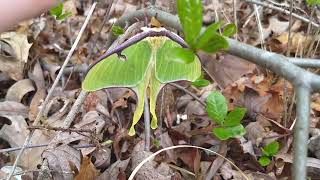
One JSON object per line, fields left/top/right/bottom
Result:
{"left": 111, "top": 25, "right": 125, "bottom": 36}
{"left": 306, "top": 0, "right": 320, "bottom": 6}
{"left": 174, "top": 0, "right": 237, "bottom": 64}
{"left": 206, "top": 91, "right": 246, "bottom": 140}
{"left": 258, "top": 141, "right": 280, "bottom": 166}
{"left": 192, "top": 72, "right": 210, "bottom": 88}
{"left": 50, "top": 2, "right": 72, "bottom": 20}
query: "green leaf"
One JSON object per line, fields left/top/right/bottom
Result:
{"left": 192, "top": 78, "right": 210, "bottom": 87}
{"left": 112, "top": 25, "right": 125, "bottom": 36}
{"left": 223, "top": 23, "right": 237, "bottom": 37}
{"left": 50, "top": 2, "right": 63, "bottom": 17}
{"left": 306, "top": 0, "right": 320, "bottom": 6}
{"left": 56, "top": 11, "right": 72, "bottom": 20}
{"left": 262, "top": 141, "right": 280, "bottom": 156}
{"left": 259, "top": 156, "right": 271, "bottom": 166}
{"left": 197, "top": 32, "right": 229, "bottom": 53}
{"left": 177, "top": 0, "right": 203, "bottom": 47}
{"left": 50, "top": 2, "right": 72, "bottom": 20}
{"left": 83, "top": 37, "right": 201, "bottom": 136}
{"left": 206, "top": 91, "right": 228, "bottom": 125}
{"left": 167, "top": 47, "right": 195, "bottom": 64}
{"left": 196, "top": 21, "right": 222, "bottom": 49}
{"left": 224, "top": 107, "right": 246, "bottom": 127}
{"left": 212, "top": 124, "right": 246, "bottom": 140}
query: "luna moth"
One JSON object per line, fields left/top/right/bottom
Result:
{"left": 82, "top": 27, "right": 201, "bottom": 136}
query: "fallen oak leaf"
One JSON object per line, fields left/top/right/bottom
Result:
{"left": 97, "top": 158, "right": 130, "bottom": 180}
{"left": 0, "top": 32, "right": 32, "bottom": 80}
{"left": 0, "top": 101, "right": 28, "bottom": 117}
{"left": 42, "top": 144, "right": 82, "bottom": 180}
{"left": 75, "top": 156, "right": 99, "bottom": 180}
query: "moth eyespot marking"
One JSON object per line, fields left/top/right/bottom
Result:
{"left": 117, "top": 52, "right": 127, "bottom": 61}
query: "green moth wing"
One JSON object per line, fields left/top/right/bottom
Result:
{"left": 82, "top": 35, "right": 201, "bottom": 136}
{"left": 155, "top": 39, "right": 201, "bottom": 83}
{"left": 82, "top": 40, "right": 153, "bottom": 91}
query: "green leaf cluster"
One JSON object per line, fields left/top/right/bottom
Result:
{"left": 206, "top": 91, "right": 246, "bottom": 140}
{"left": 50, "top": 2, "right": 72, "bottom": 20}
{"left": 177, "top": 0, "right": 236, "bottom": 54}
{"left": 306, "top": 0, "right": 320, "bottom": 6}
{"left": 259, "top": 141, "right": 280, "bottom": 166}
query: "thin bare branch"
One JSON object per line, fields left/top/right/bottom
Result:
{"left": 245, "top": 0, "right": 319, "bottom": 27}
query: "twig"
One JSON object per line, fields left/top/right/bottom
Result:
{"left": 245, "top": 0, "right": 320, "bottom": 27}
{"left": 253, "top": 2, "right": 265, "bottom": 49}
{"left": 168, "top": 83, "right": 206, "bottom": 107}
{"left": 6, "top": 3, "right": 97, "bottom": 180}
{"left": 144, "top": 95, "right": 151, "bottom": 151}
{"left": 283, "top": 0, "right": 294, "bottom": 127}
{"left": 63, "top": 90, "right": 88, "bottom": 128}
{"left": 233, "top": 0, "right": 238, "bottom": 39}
{"left": 28, "top": 125, "right": 94, "bottom": 133}
{"left": 0, "top": 144, "right": 97, "bottom": 154}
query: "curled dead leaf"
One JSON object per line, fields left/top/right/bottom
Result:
{"left": 42, "top": 144, "right": 82, "bottom": 180}
{"left": 0, "top": 101, "right": 28, "bottom": 118}
{"left": 5, "top": 79, "right": 35, "bottom": 102}
{"left": 97, "top": 158, "right": 130, "bottom": 180}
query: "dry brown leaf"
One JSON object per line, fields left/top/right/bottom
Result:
{"left": 0, "top": 32, "right": 32, "bottom": 80}
{"left": 159, "top": 132, "right": 177, "bottom": 163}
{"left": 309, "top": 134, "right": 320, "bottom": 159}
{"left": 5, "top": 79, "right": 35, "bottom": 102}
{"left": 75, "top": 156, "right": 99, "bottom": 180}
{"left": 64, "top": 0, "right": 78, "bottom": 16}
{"left": 97, "top": 158, "right": 130, "bottom": 180}
{"left": 131, "top": 141, "right": 172, "bottom": 180}
{"left": 263, "top": 16, "right": 289, "bottom": 38}
{"left": 276, "top": 153, "right": 320, "bottom": 170}
{"left": 269, "top": 32, "right": 312, "bottom": 53}
{"left": 311, "top": 102, "right": 320, "bottom": 112}
{"left": 0, "top": 109, "right": 49, "bottom": 169}
{"left": 178, "top": 148, "right": 201, "bottom": 174}
{"left": 201, "top": 53, "right": 257, "bottom": 89}
{"left": 0, "top": 32, "right": 32, "bottom": 63}
{"left": 92, "top": 147, "right": 111, "bottom": 169}
{"left": 220, "top": 161, "right": 248, "bottom": 180}
{"left": 0, "top": 101, "right": 28, "bottom": 117}
{"left": 42, "top": 144, "right": 82, "bottom": 180}
{"left": 113, "top": 128, "right": 129, "bottom": 160}
{"left": 28, "top": 61, "right": 47, "bottom": 121}
{"left": 245, "top": 121, "right": 267, "bottom": 146}
{"left": 47, "top": 111, "right": 102, "bottom": 150}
